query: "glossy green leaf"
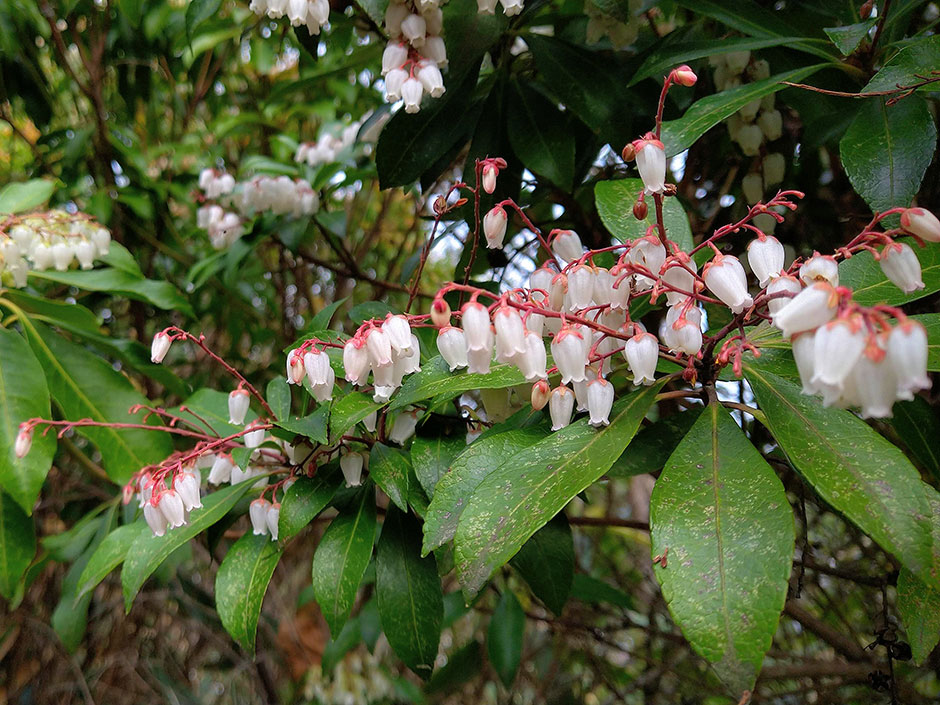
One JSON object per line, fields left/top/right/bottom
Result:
{"left": 369, "top": 443, "right": 411, "bottom": 512}
{"left": 0, "top": 327, "right": 56, "bottom": 513}
{"left": 0, "top": 491, "right": 35, "bottom": 600}
{"left": 863, "top": 35, "right": 940, "bottom": 93}
{"left": 311, "top": 485, "right": 376, "bottom": 637}
{"left": 824, "top": 20, "right": 876, "bottom": 55}
{"left": 426, "top": 640, "right": 484, "bottom": 695}
{"left": 185, "top": 0, "right": 221, "bottom": 37}
{"left": 897, "top": 567, "right": 940, "bottom": 665}
{"left": 840, "top": 96, "right": 937, "bottom": 214}
{"left": 745, "top": 364, "right": 938, "bottom": 585}
{"left": 507, "top": 80, "right": 574, "bottom": 188}
{"left": 266, "top": 378, "right": 291, "bottom": 421}
{"left": 390, "top": 356, "right": 526, "bottom": 412}
{"left": 77, "top": 522, "right": 146, "bottom": 598}
{"left": 594, "top": 178, "right": 694, "bottom": 253}
{"left": 121, "top": 480, "right": 255, "bottom": 611}
{"left": 172, "top": 388, "right": 257, "bottom": 437}
{"left": 0, "top": 179, "right": 55, "bottom": 214}
{"left": 276, "top": 404, "right": 329, "bottom": 445}
{"left": 422, "top": 427, "right": 547, "bottom": 555}
{"left": 487, "top": 589, "right": 525, "bottom": 687}
{"left": 839, "top": 243, "right": 940, "bottom": 307}
{"left": 888, "top": 396, "right": 940, "bottom": 483}
{"left": 328, "top": 391, "right": 384, "bottom": 443}
{"left": 608, "top": 407, "right": 702, "bottom": 478}
{"left": 913, "top": 313, "right": 940, "bottom": 371}
{"left": 278, "top": 471, "right": 340, "bottom": 541}
{"left": 660, "top": 65, "right": 825, "bottom": 157}
{"left": 216, "top": 532, "right": 283, "bottom": 652}
{"left": 454, "top": 382, "right": 663, "bottom": 598}
{"left": 376, "top": 505, "right": 442, "bottom": 679}
{"left": 21, "top": 321, "right": 172, "bottom": 485}
{"left": 651, "top": 404, "right": 793, "bottom": 695}
{"left": 510, "top": 513, "right": 573, "bottom": 616}
{"left": 410, "top": 434, "right": 465, "bottom": 499}
{"left": 570, "top": 573, "right": 633, "bottom": 609}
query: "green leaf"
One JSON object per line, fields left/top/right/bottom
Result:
{"left": 608, "top": 407, "right": 702, "bottom": 478}
{"left": 376, "top": 505, "right": 442, "bottom": 679}
{"left": 487, "top": 589, "right": 525, "bottom": 687}
{"left": 321, "top": 615, "right": 363, "bottom": 674}
{"left": 77, "top": 522, "right": 146, "bottom": 598}
{"left": 506, "top": 81, "right": 575, "bottom": 189}
{"left": 216, "top": 532, "right": 283, "bottom": 652}
{"left": 510, "top": 513, "right": 573, "bottom": 616}
{"left": 745, "top": 364, "right": 938, "bottom": 585}
{"left": 570, "top": 573, "right": 633, "bottom": 609}
{"left": 29, "top": 268, "right": 194, "bottom": 317}
{"left": 0, "top": 491, "right": 35, "bottom": 600}
{"left": 0, "top": 327, "right": 55, "bottom": 513}
{"left": 311, "top": 485, "right": 376, "bottom": 637}
{"left": 594, "top": 179, "right": 694, "bottom": 253}
{"left": 824, "top": 20, "right": 876, "bottom": 55}
{"left": 121, "top": 480, "right": 255, "bottom": 611}
{"left": 422, "top": 427, "right": 547, "bottom": 555}
{"left": 172, "top": 388, "right": 257, "bottom": 437}
{"left": 912, "top": 313, "right": 940, "bottom": 371}
{"left": 1, "top": 289, "right": 100, "bottom": 334}
{"left": 369, "top": 443, "right": 411, "bottom": 512}
{"left": 0, "top": 179, "right": 55, "bottom": 214}
{"left": 442, "top": 0, "right": 506, "bottom": 82}
{"left": 426, "top": 640, "right": 484, "bottom": 695}
{"left": 279, "top": 472, "right": 340, "bottom": 541}
{"left": 328, "top": 392, "right": 384, "bottom": 443}
{"left": 21, "top": 321, "right": 172, "bottom": 485}
{"left": 410, "top": 435, "right": 465, "bottom": 499}
{"left": 454, "top": 382, "right": 663, "bottom": 599}
{"left": 660, "top": 65, "right": 826, "bottom": 157}
{"left": 888, "top": 396, "right": 940, "bottom": 483}
{"left": 839, "top": 240, "right": 940, "bottom": 307}
{"left": 897, "top": 567, "right": 940, "bottom": 665}
{"left": 651, "top": 404, "right": 793, "bottom": 695}
{"left": 308, "top": 297, "right": 348, "bottom": 332}
{"left": 863, "top": 35, "right": 940, "bottom": 93}
{"left": 266, "top": 378, "right": 291, "bottom": 421}
{"left": 840, "top": 96, "right": 937, "bottom": 214}
{"left": 390, "top": 356, "right": 526, "bottom": 411}
{"left": 276, "top": 404, "right": 329, "bottom": 445}
{"left": 185, "top": 0, "right": 221, "bottom": 37}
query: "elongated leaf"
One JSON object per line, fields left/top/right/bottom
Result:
{"left": 172, "top": 388, "right": 257, "bottom": 437}
{"left": 30, "top": 268, "right": 194, "bottom": 317}
{"left": 21, "top": 321, "right": 172, "bottom": 485}
{"left": 824, "top": 20, "right": 876, "bottom": 55}
{"left": 121, "top": 480, "right": 255, "bottom": 611}
{"left": 651, "top": 404, "right": 793, "bottom": 695}
{"left": 185, "top": 0, "right": 221, "bottom": 36}
{"left": 376, "top": 505, "right": 442, "bottom": 679}
{"left": 369, "top": 443, "right": 411, "bottom": 512}
{"left": 0, "top": 327, "right": 55, "bottom": 513}
{"left": 278, "top": 472, "right": 339, "bottom": 541}
{"left": 216, "top": 532, "right": 283, "bottom": 652}
{"left": 390, "top": 356, "right": 525, "bottom": 411}
{"left": 0, "top": 491, "right": 35, "bottom": 599}
{"left": 0, "top": 179, "right": 55, "bottom": 214}
{"left": 266, "top": 378, "right": 291, "bottom": 421}
{"left": 328, "top": 392, "right": 385, "bottom": 443}
{"left": 570, "top": 573, "right": 633, "bottom": 609}
{"left": 410, "top": 435, "right": 464, "bottom": 499}
{"left": 454, "top": 382, "right": 663, "bottom": 598}
{"left": 840, "top": 96, "right": 937, "bottom": 214}
{"left": 510, "top": 513, "right": 573, "bottom": 616}
{"left": 745, "top": 364, "right": 937, "bottom": 585}
{"left": 660, "top": 66, "right": 825, "bottom": 157}
{"left": 594, "top": 179, "right": 694, "bottom": 253}
{"left": 77, "top": 522, "right": 147, "bottom": 598}
{"left": 889, "top": 396, "right": 940, "bottom": 483}
{"left": 487, "top": 589, "right": 525, "bottom": 687}
{"left": 311, "top": 485, "right": 376, "bottom": 637}
{"left": 277, "top": 404, "right": 329, "bottom": 445}
{"left": 608, "top": 407, "right": 702, "bottom": 478}
{"left": 422, "top": 427, "right": 547, "bottom": 555}
{"left": 863, "top": 35, "right": 940, "bottom": 93}
{"left": 897, "top": 567, "right": 940, "bottom": 665}
{"left": 839, "top": 242, "right": 940, "bottom": 307}
{"left": 507, "top": 81, "right": 575, "bottom": 188}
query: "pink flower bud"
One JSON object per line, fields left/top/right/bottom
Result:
{"left": 624, "top": 332, "right": 659, "bottom": 385}
{"left": 530, "top": 379, "right": 551, "bottom": 410}
{"left": 747, "top": 235, "right": 785, "bottom": 287}
{"left": 340, "top": 451, "right": 365, "bottom": 487}
{"left": 549, "top": 386, "right": 575, "bottom": 431}
{"left": 286, "top": 349, "right": 306, "bottom": 384}
{"left": 586, "top": 378, "right": 614, "bottom": 427}
{"left": 228, "top": 389, "right": 250, "bottom": 425}
{"left": 879, "top": 242, "right": 924, "bottom": 294}
{"left": 483, "top": 206, "right": 508, "bottom": 248}
{"left": 14, "top": 423, "right": 32, "bottom": 459}
{"left": 150, "top": 331, "right": 172, "bottom": 364}
{"left": 900, "top": 207, "right": 940, "bottom": 242}
{"left": 703, "top": 254, "right": 753, "bottom": 314}
{"left": 799, "top": 253, "right": 839, "bottom": 287}
{"left": 633, "top": 137, "right": 666, "bottom": 194}
{"left": 673, "top": 64, "right": 697, "bottom": 87}
{"left": 430, "top": 298, "right": 451, "bottom": 327}
{"left": 482, "top": 163, "right": 498, "bottom": 194}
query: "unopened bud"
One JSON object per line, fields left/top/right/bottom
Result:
{"left": 482, "top": 163, "right": 498, "bottom": 194}
{"left": 14, "top": 423, "right": 32, "bottom": 458}
{"left": 633, "top": 199, "right": 648, "bottom": 220}
{"left": 673, "top": 64, "right": 697, "bottom": 87}
{"left": 433, "top": 195, "right": 447, "bottom": 215}
{"left": 530, "top": 379, "right": 551, "bottom": 410}
{"left": 621, "top": 143, "right": 636, "bottom": 162}
{"left": 150, "top": 331, "right": 172, "bottom": 364}
{"left": 430, "top": 298, "right": 451, "bottom": 327}
{"left": 900, "top": 207, "right": 940, "bottom": 243}
{"left": 860, "top": 0, "right": 873, "bottom": 19}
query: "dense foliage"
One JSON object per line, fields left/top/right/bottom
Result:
{"left": 1, "top": 1, "right": 940, "bottom": 704}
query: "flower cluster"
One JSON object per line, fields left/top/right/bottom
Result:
{"left": 0, "top": 210, "right": 111, "bottom": 287}
{"left": 249, "top": 0, "right": 330, "bottom": 34}
{"left": 584, "top": 0, "right": 642, "bottom": 49}
{"left": 382, "top": 0, "right": 448, "bottom": 112}
{"left": 294, "top": 121, "right": 363, "bottom": 167}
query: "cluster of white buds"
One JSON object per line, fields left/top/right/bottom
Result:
{"left": 249, "top": 0, "right": 330, "bottom": 34}
{"left": 286, "top": 345, "right": 337, "bottom": 402}
{"left": 584, "top": 0, "right": 642, "bottom": 49}
{"left": 342, "top": 313, "right": 422, "bottom": 402}
{"left": 383, "top": 0, "right": 447, "bottom": 112}
{"left": 138, "top": 466, "right": 204, "bottom": 538}
{"left": 198, "top": 168, "right": 236, "bottom": 200}
{"left": 196, "top": 204, "right": 244, "bottom": 249}
{"left": 249, "top": 497, "right": 281, "bottom": 541}
{"left": 237, "top": 175, "right": 319, "bottom": 217}
{"left": 0, "top": 210, "right": 111, "bottom": 288}
{"left": 294, "top": 121, "right": 362, "bottom": 167}
{"left": 477, "top": 0, "right": 524, "bottom": 16}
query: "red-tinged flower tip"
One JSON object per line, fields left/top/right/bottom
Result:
{"left": 900, "top": 207, "right": 940, "bottom": 243}
{"left": 430, "top": 297, "right": 451, "bottom": 327}
{"left": 481, "top": 158, "right": 506, "bottom": 194}
{"left": 673, "top": 65, "right": 697, "bottom": 87}
{"left": 150, "top": 331, "right": 172, "bottom": 364}
{"left": 14, "top": 423, "right": 32, "bottom": 459}
{"left": 530, "top": 379, "right": 551, "bottom": 411}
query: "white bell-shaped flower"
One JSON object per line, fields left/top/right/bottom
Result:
{"left": 763, "top": 152, "right": 786, "bottom": 186}
{"left": 437, "top": 326, "right": 469, "bottom": 370}
{"left": 483, "top": 206, "right": 508, "bottom": 248}
{"left": 467, "top": 345, "right": 493, "bottom": 374}
{"left": 799, "top": 253, "right": 839, "bottom": 286}
{"left": 209, "top": 453, "right": 234, "bottom": 485}
{"left": 572, "top": 377, "right": 589, "bottom": 412}
{"left": 175, "top": 469, "right": 202, "bottom": 511}
{"left": 363, "top": 410, "right": 378, "bottom": 432}
{"left": 551, "top": 327, "right": 588, "bottom": 384}
{"left": 227, "top": 389, "right": 250, "bottom": 426}
{"left": 384, "top": 68, "right": 408, "bottom": 101}
{"left": 493, "top": 305, "right": 527, "bottom": 356}
{"left": 52, "top": 242, "right": 74, "bottom": 271}
{"left": 401, "top": 77, "right": 424, "bottom": 113}
{"left": 303, "top": 349, "right": 332, "bottom": 386}
{"left": 477, "top": 0, "right": 498, "bottom": 13}
{"left": 265, "top": 503, "right": 280, "bottom": 541}
{"left": 850, "top": 343, "right": 897, "bottom": 419}
{"left": 518, "top": 330, "right": 548, "bottom": 381}
{"left": 151, "top": 331, "right": 172, "bottom": 364}
{"left": 566, "top": 264, "right": 595, "bottom": 310}
{"left": 791, "top": 330, "right": 818, "bottom": 395}
{"left": 630, "top": 236, "right": 667, "bottom": 278}
{"left": 244, "top": 422, "right": 266, "bottom": 449}
{"left": 340, "top": 451, "right": 365, "bottom": 487}
{"left": 592, "top": 267, "right": 614, "bottom": 306}
{"left": 310, "top": 366, "right": 335, "bottom": 402}
{"left": 586, "top": 378, "right": 614, "bottom": 427}
{"left": 662, "top": 255, "right": 697, "bottom": 305}
{"left": 389, "top": 410, "right": 419, "bottom": 445}
{"left": 634, "top": 137, "right": 666, "bottom": 194}
{"left": 286, "top": 350, "right": 306, "bottom": 385}
{"left": 382, "top": 314, "right": 413, "bottom": 354}
{"left": 416, "top": 61, "right": 445, "bottom": 98}
{"left": 672, "top": 318, "right": 703, "bottom": 356}
{"left": 74, "top": 239, "right": 96, "bottom": 269}
{"left": 766, "top": 275, "right": 802, "bottom": 315}
{"left": 461, "top": 301, "right": 492, "bottom": 351}
{"left": 144, "top": 501, "right": 168, "bottom": 537}
{"left": 250, "top": 498, "right": 271, "bottom": 536}
{"left": 424, "top": 35, "right": 448, "bottom": 67}
{"left": 365, "top": 328, "right": 393, "bottom": 367}
{"left": 549, "top": 386, "right": 575, "bottom": 431}
{"left": 703, "top": 254, "right": 753, "bottom": 314}
{"left": 400, "top": 13, "right": 427, "bottom": 45}
{"left": 382, "top": 41, "right": 408, "bottom": 75}
{"left": 747, "top": 235, "right": 785, "bottom": 287}
{"left": 551, "top": 229, "right": 584, "bottom": 262}
{"left": 879, "top": 242, "right": 924, "bottom": 294}
{"left": 524, "top": 310, "right": 545, "bottom": 337}
{"left": 624, "top": 332, "right": 659, "bottom": 385}
{"left": 158, "top": 489, "right": 186, "bottom": 529}
{"left": 772, "top": 282, "right": 838, "bottom": 339}
{"left": 549, "top": 273, "right": 567, "bottom": 311}
{"left": 887, "top": 321, "right": 930, "bottom": 399}
{"left": 900, "top": 207, "right": 940, "bottom": 242}
{"left": 385, "top": 1, "right": 409, "bottom": 34}
{"left": 757, "top": 110, "right": 783, "bottom": 141}
{"left": 811, "top": 317, "right": 866, "bottom": 392}
{"left": 499, "top": 0, "right": 524, "bottom": 15}
{"left": 343, "top": 339, "right": 371, "bottom": 385}
{"left": 528, "top": 265, "right": 554, "bottom": 295}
